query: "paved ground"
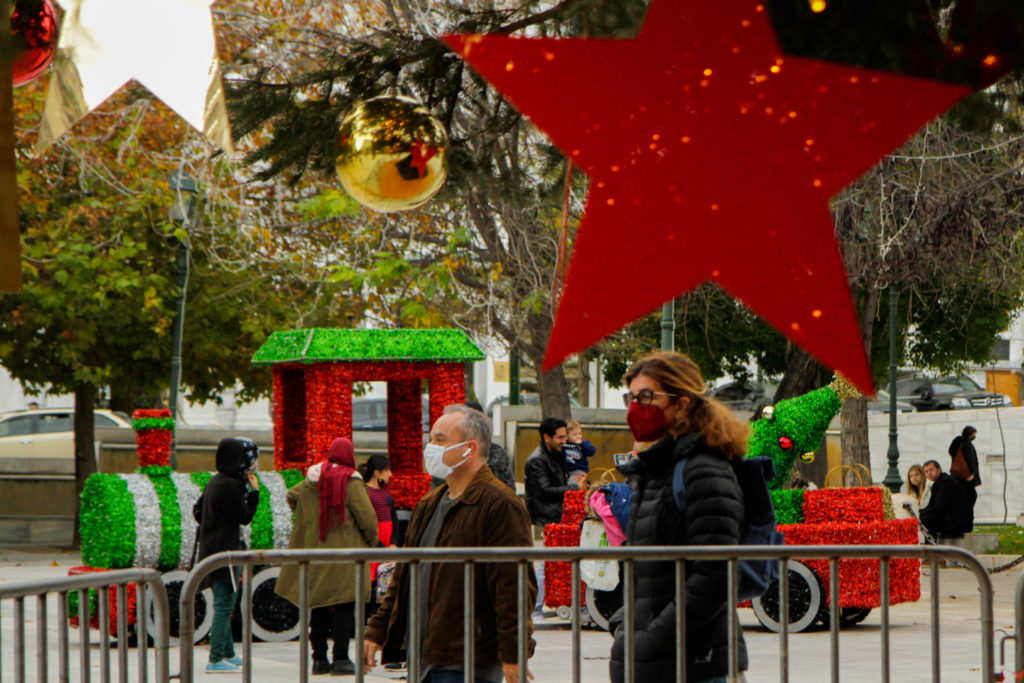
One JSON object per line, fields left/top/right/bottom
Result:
{"left": 1, "top": 546, "right": 1021, "bottom": 681}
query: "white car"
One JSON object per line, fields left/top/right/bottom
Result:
{"left": 0, "top": 408, "right": 133, "bottom": 460}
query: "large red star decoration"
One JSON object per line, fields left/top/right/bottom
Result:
{"left": 444, "top": 0, "right": 972, "bottom": 393}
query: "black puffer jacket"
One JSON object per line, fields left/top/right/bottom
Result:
{"left": 610, "top": 433, "right": 747, "bottom": 682}
{"left": 524, "top": 443, "right": 569, "bottom": 525}
{"left": 193, "top": 438, "right": 260, "bottom": 586}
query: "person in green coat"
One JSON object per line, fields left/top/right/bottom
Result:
{"left": 276, "top": 437, "right": 378, "bottom": 676}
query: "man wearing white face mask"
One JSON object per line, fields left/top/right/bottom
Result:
{"left": 364, "top": 404, "right": 537, "bottom": 683}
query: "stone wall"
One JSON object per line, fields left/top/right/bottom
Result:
{"left": 867, "top": 407, "right": 1024, "bottom": 524}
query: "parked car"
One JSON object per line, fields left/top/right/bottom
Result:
{"left": 895, "top": 374, "right": 1012, "bottom": 411}
{"left": 866, "top": 389, "right": 916, "bottom": 414}
{"left": 351, "top": 397, "right": 430, "bottom": 431}
{"left": 0, "top": 408, "right": 133, "bottom": 459}
{"left": 709, "top": 380, "right": 778, "bottom": 412}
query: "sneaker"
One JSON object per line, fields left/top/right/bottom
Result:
{"left": 226, "top": 656, "right": 243, "bottom": 667}
{"left": 383, "top": 661, "right": 407, "bottom": 671}
{"left": 312, "top": 658, "right": 331, "bottom": 675}
{"left": 206, "top": 660, "right": 240, "bottom": 673}
{"left": 331, "top": 659, "right": 356, "bottom": 675}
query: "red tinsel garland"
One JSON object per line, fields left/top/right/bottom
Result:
{"left": 803, "top": 488, "right": 884, "bottom": 525}
{"left": 272, "top": 360, "right": 466, "bottom": 480}
{"left": 779, "top": 518, "right": 920, "bottom": 607}
{"left": 543, "top": 522, "right": 582, "bottom": 607}
{"left": 133, "top": 408, "right": 172, "bottom": 468}
{"left": 390, "top": 473, "right": 432, "bottom": 509}
{"left": 561, "top": 489, "right": 586, "bottom": 525}
{"left": 67, "top": 566, "right": 137, "bottom": 631}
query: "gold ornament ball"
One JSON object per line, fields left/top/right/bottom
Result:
{"left": 761, "top": 405, "right": 775, "bottom": 420}
{"left": 800, "top": 451, "right": 815, "bottom": 464}
{"left": 335, "top": 96, "right": 449, "bottom": 212}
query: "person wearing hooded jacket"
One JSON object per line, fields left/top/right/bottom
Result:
{"left": 193, "top": 437, "right": 261, "bottom": 674}
{"left": 276, "top": 437, "right": 378, "bottom": 676}
{"left": 612, "top": 352, "right": 748, "bottom": 683}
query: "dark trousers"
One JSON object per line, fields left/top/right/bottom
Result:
{"left": 209, "top": 580, "right": 236, "bottom": 663}
{"left": 310, "top": 602, "right": 355, "bottom": 662}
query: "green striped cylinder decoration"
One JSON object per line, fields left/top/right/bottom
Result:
{"left": 79, "top": 469, "right": 301, "bottom": 571}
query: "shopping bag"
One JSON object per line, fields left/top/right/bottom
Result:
{"left": 579, "top": 520, "right": 619, "bottom": 591}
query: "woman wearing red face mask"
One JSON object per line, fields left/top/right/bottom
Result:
{"left": 610, "top": 352, "right": 749, "bottom": 683}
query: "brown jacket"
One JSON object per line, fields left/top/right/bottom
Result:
{"left": 275, "top": 474, "right": 378, "bottom": 609}
{"left": 364, "top": 465, "right": 537, "bottom": 667}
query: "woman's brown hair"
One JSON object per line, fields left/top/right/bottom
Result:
{"left": 623, "top": 351, "right": 748, "bottom": 460}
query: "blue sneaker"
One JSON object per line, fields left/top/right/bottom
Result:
{"left": 206, "top": 660, "right": 240, "bottom": 673}
{"left": 226, "top": 656, "right": 243, "bottom": 667}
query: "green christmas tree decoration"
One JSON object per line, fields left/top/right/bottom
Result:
{"left": 747, "top": 385, "right": 842, "bottom": 490}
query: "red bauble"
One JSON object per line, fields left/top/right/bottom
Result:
{"left": 10, "top": 0, "right": 58, "bottom": 87}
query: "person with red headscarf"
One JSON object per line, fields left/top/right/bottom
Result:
{"left": 276, "top": 437, "right": 378, "bottom": 676}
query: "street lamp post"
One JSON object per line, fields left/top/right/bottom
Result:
{"left": 661, "top": 300, "right": 675, "bottom": 352}
{"left": 167, "top": 169, "right": 196, "bottom": 470}
{"left": 882, "top": 285, "right": 903, "bottom": 492}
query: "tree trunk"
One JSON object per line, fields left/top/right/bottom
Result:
{"left": 537, "top": 364, "right": 571, "bottom": 420}
{"left": 772, "top": 342, "right": 832, "bottom": 402}
{"left": 72, "top": 383, "right": 98, "bottom": 549}
{"left": 840, "top": 395, "right": 870, "bottom": 487}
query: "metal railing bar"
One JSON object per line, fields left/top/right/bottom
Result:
{"left": 0, "top": 569, "right": 165, "bottom": 601}
{"left": 1017, "top": 565, "right": 1024, "bottom": 678}
{"left": 880, "top": 557, "right": 890, "bottom": 683}
{"left": 37, "top": 593, "right": 48, "bottom": 682}
{"left": 79, "top": 588, "right": 91, "bottom": 683}
{"left": 931, "top": 558, "right": 939, "bottom": 683}
{"left": 145, "top": 574, "right": 170, "bottom": 682}
{"left": 116, "top": 584, "right": 128, "bottom": 683}
{"left": 408, "top": 559, "right": 421, "bottom": 683}
{"left": 168, "top": 544, "right": 995, "bottom": 683}
{"left": 727, "top": 558, "right": 738, "bottom": 681}
{"left": 517, "top": 561, "right": 527, "bottom": 683}
{"left": 829, "top": 557, "right": 839, "bottom": 683}
{"left": 243, "top": 564, "right": 253, "bottom": 683}
{"left": 59, "top": 590, "right": 70, "bottom": 683}
{"left": 623, "top": 558, "right": 635, "bottom": 683}
{"left": 675, "top": 559, "right": 686, "bottom": 683}
{"left": 464, "top": 561, "right": 475, "bottom": 683}
{"left": 779, "top": 557, "right": 789, "bottom": 683}
{"left": 571, "top": 560, "right": 580, "bottom": 683}
{"left": 354, "top": 561, "right": 366, "bottom": 683}
{"left": 99, "top": 587, "right": 110, "bottom": 683}
{"left": 299, "top": 563, "right": 309, "bottom": 683}
{"left": 14, "top": 597, "right": 24, "bottom": 683}
{"left": 136, "top": 582, "right": 147, "bottom": 683}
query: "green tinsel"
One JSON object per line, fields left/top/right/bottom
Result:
{"left": 252, "top": 327, "right": 485, "bottom": 364}
{"left": 148, "top": 473, "right": 181, "bottom": 571}
{"left": 132, "top": 417, "right": 176, "bottom": 431}
{"left": 137, "top": 465, "right": 173, "bottom": 477}
{"left": 250, "top": 477, "right": 274, "bottom": 549}
{"left": 281, "top": 469, "right": 303, "bottom": 489}
{"left": 190, "top": 471, "right": 213, "bottom": 490}
{"left": 81, "top": 474, "right": 136, "bottom": 569}
{"left": 771, "top": 489, "right": 805, "bottom": 525}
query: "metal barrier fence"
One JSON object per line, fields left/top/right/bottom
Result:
{"left": 0, "top": 567, "right": 170, "bottom": 683}
{"left": 180, "top": 544, "right": 994, "bottom": 683}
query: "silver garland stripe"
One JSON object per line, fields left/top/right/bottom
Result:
{"left": 120, "top": 474, "right": 162, "bottom": 569}
{"left": 172, "top": 473, "right": 202, "bottom": 569}
{"left": 259, "top": 471, "right": 293, "bottom": 550}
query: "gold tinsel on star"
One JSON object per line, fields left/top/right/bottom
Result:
{"left": 829, "top": 373, "right": 861, "bottom": 402}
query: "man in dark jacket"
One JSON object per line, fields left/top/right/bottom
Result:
{"left": 364, "top": 405, "right": 536, "bottom": 683}
{"left": 524, "top": 417, "right": 584, "bottom": 527}
{"left": 193, "top": 438, "right": 260, "bottom": 673}
{"left": 920, "top": 459, "right": 973, "bottom": 538}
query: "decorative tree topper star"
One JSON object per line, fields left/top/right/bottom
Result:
{"left": 37, "top": 0, "right": 232, "bottom": 152}
{"left": 444, "top": 0, "right": 971, "bottom": 393}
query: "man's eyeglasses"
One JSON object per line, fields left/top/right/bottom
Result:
{"left": 622, "top": 389, "right": 677, "bottom": 407}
